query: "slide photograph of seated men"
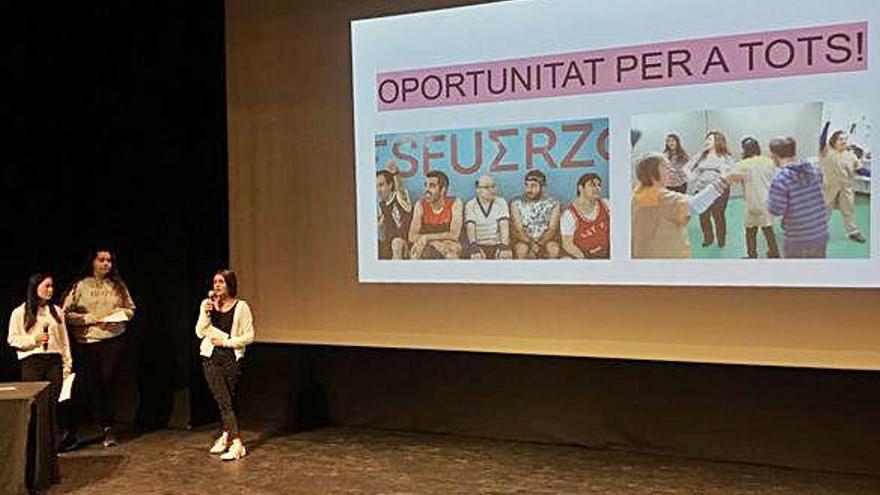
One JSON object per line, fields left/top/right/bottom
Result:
{"left": 374, "top": 117, "right": 611, "bottom": 261}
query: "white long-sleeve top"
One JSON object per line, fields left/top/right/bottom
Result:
{"left": 685, "top": 153, "right": 734, "bottom": 192}
{"left": 7, "top": 303, "right": 73, "bottom": 374}
{"left": 194, "top": 299, "right": 255, "bottom": 361}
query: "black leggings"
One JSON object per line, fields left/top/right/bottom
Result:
{"left": 203, "top": 348, "right": 241, "bottom": 437}
{"left": 73, "top": 335, "right": 126, "bottom": 429}
{"left": 21, "top": 354, "right": 63, "bottom": 447}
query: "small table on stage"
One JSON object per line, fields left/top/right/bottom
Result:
{"left": 0, "top": 382, "right": 57, "bottom": 495}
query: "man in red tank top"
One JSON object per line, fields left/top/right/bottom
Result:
{"left": 408, "top": 170, "right": 463, "bottom": 259}
{"left": 561, "top": 173, "right": 610, "bottom": 259}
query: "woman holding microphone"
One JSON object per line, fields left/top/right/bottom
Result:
{"left": 8, "top": 273, "right": 73, "bottom": 481}
{"left": 195, "top": 269, "right": 255, "bottom": 461}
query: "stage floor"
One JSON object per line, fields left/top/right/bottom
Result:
{"left": 50, "top": 426, "right": 878, "bottom": 494}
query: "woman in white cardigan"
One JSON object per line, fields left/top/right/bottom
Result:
{"left": 195, "top": 269, "right": 254, "bottom": 461}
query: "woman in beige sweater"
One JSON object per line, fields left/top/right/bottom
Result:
{"left": 63, "top": 249, "right": 136, "bottom": 448}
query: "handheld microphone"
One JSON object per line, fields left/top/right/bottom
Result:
{"left": 43, "top": 324, "right": 49, "bottom": 351}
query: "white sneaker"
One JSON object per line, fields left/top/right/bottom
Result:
{"left": 220, "top": 439, "right": 246, "bottom": 461}
{"left": 209, "top": 432, "right": 229, "bottom": 454}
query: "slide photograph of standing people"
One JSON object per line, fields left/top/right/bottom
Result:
{"left": 631, "top": 101, "right": 871, "bottom": 259}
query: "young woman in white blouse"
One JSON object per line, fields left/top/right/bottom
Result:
{"left": 195, "top": 269, "right": 255, "bottom": 461}
{"left": 7, "top": 273, "right": 73, "bottom": 470}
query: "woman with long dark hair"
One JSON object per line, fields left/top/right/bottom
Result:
{"left": 7, "top": 273, "right": 72, "bottom": 480}
{"left": 195, "top": 269, "right": 255, "bottom": 461}
{"left": 685, "top": 131, "right": 735, "bottom": 248}
{"left": 62, "top": 249, "right": 135, "bottom": 448}
{"left": 663, "top": 133, "right": 690, "bottom": 194}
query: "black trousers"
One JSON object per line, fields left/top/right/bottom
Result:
{"left": 72, "top": 335, "right": 126, "bottom": 429}
{"left": 21, "top": 354, "right": 62, "bottom": 452}
{"left": 203, "top": 348, "right": 241, "bottom": 437}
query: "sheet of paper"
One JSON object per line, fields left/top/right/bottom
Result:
{"left": 100, "top": 310, "right": 130, "bottom": 323}
{"left": 200, "top": 327, "right": 230, "bottom": 357}
{"left": 59, "top": 373, "right": 76, "bottom": 402}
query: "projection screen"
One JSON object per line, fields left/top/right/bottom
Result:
{"left": 227, "top": 0, "right": 880, "bottom": 369}
{"left": 352, "top": 0, "right": 879, "bottom": 287}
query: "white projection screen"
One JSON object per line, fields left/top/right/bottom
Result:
{"left": 226, "top": 0, "right": 880, "bottom": 370}
{"left": 353, "top": 0, "right": 879, "bottom": 286}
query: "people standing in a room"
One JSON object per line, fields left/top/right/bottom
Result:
{"left": 464, "top": 175, "right": 512, "bottom": 260}
{"left": 735, "top": 137, "right": 780, "bottom": 259}
{"left": 663, "top": 133, "right": 690, "bottom": 194}
{"left": 376, "top": 160, "right": 413, "bottom": 259}
{"left": 196, "top": 269, "right": 254, "bottom": 461}
{"left": 8, "top": 273, "right": 72, "bottom": 477}
{"left": 819, "top": 130, "right": 866, "bottom": 243}
{"left": 561, "top": 173, "right": 610, "bottom": 259}
{"left": 408, "top": 170, "right": 463, "bottom": 259}
{"left": 62, "top": 249, "right": 135, "bottom": 448}
{"left": 510, "top": 170, "right": 561, "bottom": 259}
{"left": 685, "top": 131, "right": 734, "bottom": 248}
{"left": 767, "top": 137, "right": 829, "bottom": 258}
{"left": 631, "top": 153, "right": 731, "bottom": 259}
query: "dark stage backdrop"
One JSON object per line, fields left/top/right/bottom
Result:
{"left": 3, "top": 2, "right": 229, "bottom": 429}
{"left": 4, "top": 0, "right": 878, "bottom": 479}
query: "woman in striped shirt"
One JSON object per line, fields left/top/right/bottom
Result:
{"left": 663, "top": 133, "right": 690, "bottom": 194}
